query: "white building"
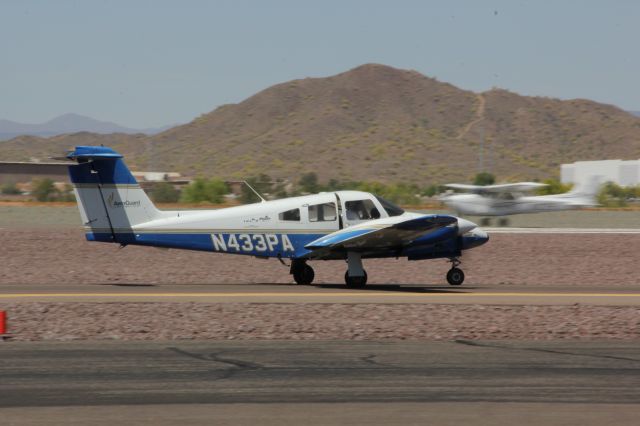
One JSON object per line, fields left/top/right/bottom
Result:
{"left": 561, "top": 159, "right": 640, "bottom": 187}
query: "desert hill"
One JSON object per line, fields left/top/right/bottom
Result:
{"left": 2, "top": 64, "right": 640, "bottom": 184}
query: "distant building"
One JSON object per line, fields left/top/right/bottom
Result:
{"left": 0, "top": 161, "right": 69, "bottom": 185}
{"left": 561, "top": 159, "right": 640, "bottom": 187}
{"left": 0, "top": 161, "right": 189, "bottom": 188}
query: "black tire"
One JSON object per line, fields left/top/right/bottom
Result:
{"left": 293, "top": 264, "right": 315, "bottom": 285}
{"left": 345, "top": 270, "right": 368, "bottom": 288}
{"left": 446, "top": 267, "right": 465, "bottom": 286}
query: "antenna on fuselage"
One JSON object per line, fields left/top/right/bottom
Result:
{"left": 242, "top": 180, "right": 267, "bottom": 203}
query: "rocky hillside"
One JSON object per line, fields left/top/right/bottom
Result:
{"left": 2, "top": 64, "right": 640, "bottom": 184}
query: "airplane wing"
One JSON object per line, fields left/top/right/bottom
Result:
{"left": 445, "top": 182, "right": 548, "bottom": 193}
{"left": 305, "top": 214, "right": 457, "bottom": 253}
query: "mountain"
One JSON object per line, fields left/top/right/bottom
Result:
{"left": 629, "top": 111, "right": 640, "bottom": 118}
{"left": 0, "top": 113, "right": 173, "bottom": 140}
{"left": 2, "top": 64, "right": 640, "bottom": 184}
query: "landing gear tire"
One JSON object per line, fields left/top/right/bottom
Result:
{"left": 446, "top": 267, "right": 465, "bottom": 286}
{"left": 293, "top": 264, "right": 315, "bottom": 285}
{"left": 345, "top": 270, "right": 368, "bottom": 288}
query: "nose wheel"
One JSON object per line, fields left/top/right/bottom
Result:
{"left": 446, "top": 268, "right": 465, "bottom": 285}
{"left": 446, "top": 258, "right": 465, "bottom": 286}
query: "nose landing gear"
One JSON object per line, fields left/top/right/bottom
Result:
{"left": 446, "top": 258, "right": 465, "bottom": 286}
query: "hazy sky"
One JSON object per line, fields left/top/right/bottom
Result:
{"left": 2, "top": 0, "right": 638, "bottom": 128}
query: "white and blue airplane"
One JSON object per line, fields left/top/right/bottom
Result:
{"left": 65, "top": 146, "right": 489, "bottom": 287}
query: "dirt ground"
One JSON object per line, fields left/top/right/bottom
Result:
{"left": 2, "top": 221, "right": 639, "bottom": 341}
{"left": 2, "top": 302, "right": 638, "bottom": 341}
{"left": 1, "top": 228, "right": 638, "bottom": 286}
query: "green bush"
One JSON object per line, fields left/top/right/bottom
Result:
{"left": 180, "top": 178, "right": 228, "bottom": 204}
{"left": 421, "top": 184, "right": 446, "bottom": 197}
{"left": 150, "top": 182, "right": 180, "bottom": 203}
{"left": 31, "top": 178, "right": 57, "bottom": 202}
{"left": 597, "top": 182, "right": 640, "bottom": 207}
{"left": 298, "top": 172, "right": 319, "bottom": 194}
{"left": 1, "top": 183, "right": 22, "bottom": 195}
{"left": 473, "top": 172, "right": 495, "bottom": 186}
{"left": 535, "top": 179, "right": 573, "bottom": 195}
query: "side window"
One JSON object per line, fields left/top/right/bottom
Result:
{"left": 308, "top": 202, "right": 337, "bottom": 222}
{"left": 278, "top": 208, "right": 300, "bottom": 221}
{"left": 345, "top": 199, "right": 380, "bottom": 220}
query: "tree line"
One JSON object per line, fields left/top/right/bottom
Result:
{"left": 3, "top": 174, "right": 640, "bottom": 207}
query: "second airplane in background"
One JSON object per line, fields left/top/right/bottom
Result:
{"left": 441, "top": 178, "right": 601, "bottom": 218}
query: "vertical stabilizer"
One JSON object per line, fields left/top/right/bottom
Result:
{"left": 568, "top": 175, "right": 602, "bottom": 197}
{"left": 66, "top": 146, "right": 161, "bottom": 243}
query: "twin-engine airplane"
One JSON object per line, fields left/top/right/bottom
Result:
{"left": 66, "top": 146, "right": 488, "bottom": 287}
{"left": 441, "top": 179, "right": 600, "bottom": 217}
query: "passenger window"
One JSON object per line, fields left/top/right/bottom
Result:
{"left": 345, "top": 199, "right": 380, "bottom": 220}
{"left": 279, "top": 208, "right": 300, "bottom": 221}
{"left": 308, "top": 202, "right": 337, "bottom": 222}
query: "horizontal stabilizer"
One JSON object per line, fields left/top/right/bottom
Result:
{"left": 66, "top": 146, "right": 124, "bottom": 160}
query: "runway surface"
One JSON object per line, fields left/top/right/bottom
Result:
{"left": 1, "top": 340, "right": 639, "bottom": 425}
{"left": 2, "top": 282, "right": 640, "bottom": 305}
{"left": 485, "top": 227, "right": 640, "bottom": 234}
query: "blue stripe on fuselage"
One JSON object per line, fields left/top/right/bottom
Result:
{"left": 85, "top": 231, "right": 326, "bottom": 258}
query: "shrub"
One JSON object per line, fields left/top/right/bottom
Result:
{"left": 473, "top": 172, "right": 495, "bottom": 186}
{"left": 31, "top": 178, "right": 57, "bottom": 201}
{"left": 298, "top": 172, "right": 319, "bottom": 194}
{"left": 597, "top": 182, "right": 640, "bottom": 207}
{"left": 180, "top": 178, "right": 228, "bottom": 204}
{"left": 150, "top": 182, "right": 180, "bottom": 203}
{"left": 535, "top": 179, "right": 573, "bottom": 195}
{"left": 1, "top": 183, "right": 22, "bottom": 195}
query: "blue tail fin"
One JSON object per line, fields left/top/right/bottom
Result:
{"left": 67, "top": 146, "right": 160, "bottom": 242}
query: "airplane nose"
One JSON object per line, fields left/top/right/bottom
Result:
{"left": 461, "top": 227, "right": 489, "bottom": 249}
{"left": 456, "top": 218, "right": 477, "bottom": 235}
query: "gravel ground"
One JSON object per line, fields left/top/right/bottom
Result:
{"left": 1, "top": 229, "right": 638, "bottom": 286}
{"left": 1, "top": 302, "right": 639, "bottom": 341}
{"left": 1, "top": 228, "right": 639, "bottom": 341}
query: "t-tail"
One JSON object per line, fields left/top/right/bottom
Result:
{"left": 67, "top": 146, "right": 161, "bottom": 243}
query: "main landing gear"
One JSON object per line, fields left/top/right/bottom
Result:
{"left": 446, "top": 258, "right": 465, "bottom": 286}
{"left": 291, "top": 259, "right": 315, "bottom": 285}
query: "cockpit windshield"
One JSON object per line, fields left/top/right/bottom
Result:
{"left": 375, "top": 196, "right": 404, "bottom": 216}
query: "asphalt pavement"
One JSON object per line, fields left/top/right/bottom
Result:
{"left": 1, "top": 340, "right": 639, "bottom": 425}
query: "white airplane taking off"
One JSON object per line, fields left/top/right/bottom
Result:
{"left": 441, "top": 177, "right": 601, "bottom": 217}
{"left": 65, "top": 146, "right": 488, "bottom": 287}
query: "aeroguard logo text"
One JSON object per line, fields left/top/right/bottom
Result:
{"left": 107, "top": 192, "right": 141, "bottom": 208}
